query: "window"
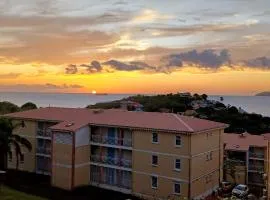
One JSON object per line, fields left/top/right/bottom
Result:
{"left": 175, "top": 135, "right": 182, "bottom": 146}
{"left": 8, "top": 154, "right": 12, "bottom": 162}
{"left": 206, "top": 152, "right": 213, "bottom": 161}
{"left": 205, "top": 175, "right": 212, "bottom": 183}
{"left": 152, "top": 155, "right": 158, "bottom": 166}
{"left": 151, "top": 176, "right": 158, "bottom": 189}
{"left": 152, "top": 132, "right": 158, "bottom": 143}
{"left": 174, "top": 182, "right": 181, "bottom": 194}
{"left": 175, "top": 159, "right": 181, "bottom": 171}
{"left": 20, "top": 154, "right": 24, "bottom": 164}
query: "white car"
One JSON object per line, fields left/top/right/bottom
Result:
{"left": 232, "top": 184, "right": 249, "bottom": 198}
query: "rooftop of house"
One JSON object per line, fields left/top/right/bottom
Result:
{"left": 223, "top": 132, "right": 270, "bottom": 151}
{"left": 4, "top": 107, "right": 227, "bottom": 133}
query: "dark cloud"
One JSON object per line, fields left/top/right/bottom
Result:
{"left": 65, "top": 64, "right": 78, "bottom": 74}
{"left": 244, "top": 57, "right": 270, "bottom": 68}
{"left": 162, "top": 49, "right": 231, "bottom": 68}
{"left": 103, "top": 60, "right": 149, "bottom": 71}
{"left": 81, "top": 61, "right": 102, "bottom": 73}
{"left": 65, "top": 49, "right": 270, "bottom": 75}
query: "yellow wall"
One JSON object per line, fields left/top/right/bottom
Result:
{"left": 52, "top": 166, "right": 72, "bottom": 190}
{"left": 191, "top": 170, "right": 219, "bottom": 198}
{"left": 52, "top": 140, "right": 73, "bottom": 189}
{"left": 133, "top": 130, "right": 190, "bottom": 155}
{"left": 74, "top": 166, "right": 90, "bottom": 187}
{"left": 8, "top": 120, "right": 37, "bottom": 172}
{"left": 191, "top": 150, "right": 219, "bottom": 179}
{"left": 133, "top": 150, "right": 189, "bottom": 180}
{"left": 74, "top": 145, "right": 90, "bottom": 187}
{"left": 133, "top": 172, "right": 189, "bottom": 199}
{"left": 190, "top": 130, "right": 220, "bottom": 155}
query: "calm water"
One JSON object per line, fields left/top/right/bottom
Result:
{"left": 209, "top": 95, "right": 270, "bottom": 117}
{"left": 0, "top": 92, "right": 269, "bottom": 117}
{"left": 0, "top": 92, "right": 131, "bottom": 108}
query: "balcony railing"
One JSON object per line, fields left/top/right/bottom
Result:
{"left": 90, "top": 155, "right": 132, "bottom": 168}
{"left": 91, "top": 135, "right": 132, "bottom": 147}
{"left": 249, "top": 152, "right": 265, "bottom": 159}
{"left": 90, "top": 172, "right": 132, "bottom": 189}
{"left": 36, "top": 147, "right": 51, "bottom": 155}
{"left": 248, "top": 177, "right": 264, "bottom": 185}
{"left": 37, "top": 129, "right": 52, "bottom": 138}
{"left": 248, "top": 165, "right": 264, "bottom": 172}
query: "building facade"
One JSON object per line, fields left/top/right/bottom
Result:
{"left": 223, "top": 133, "right": 270, "bottom": 198}
{"left": 6, "top": 107, "right": 226, "bottom": 199}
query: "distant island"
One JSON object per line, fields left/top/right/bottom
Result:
{"left": 255, "top": 92, "right": 270, "bottom": 96}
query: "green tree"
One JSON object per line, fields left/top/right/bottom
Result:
{"left": 21, "top": 102, "right": 38, "bottom": 111}
{"left": 0, "top": 118, "right": 32, "bottom": 170}
{"left": 201, "top": 94, "right": 208, "bottom": 100}
{"left": 0, "top": 102, "right": 20, "bottom": 115}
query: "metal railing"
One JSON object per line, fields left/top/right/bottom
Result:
{"left": 90, "top": 155, "right": 132, "bottom": 168}
{"left": 249, "top": 152, "right": 265, "bottom": 159}
{"left": 90, "top": 172, "right": 132, "bottom": 189}
{"left": 36, "top": 147, "right": 51, "bottom": 155}
{"left": 248, "top": 164, "right": 264, "bottom": 172}
{"left": 248, "top": 177, "right": 264, "bottom": 185}
{"left": 37, "top": 129, "right": 52, "bottom": 138}
{"left": 91, "top": 135, "right": 132, "bottom": 147}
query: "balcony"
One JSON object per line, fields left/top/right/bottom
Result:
{"left": 36, "top": 147, "right": 51, "bottom": 156}
{"left": 248, "top": 165, "right": 264, "bottom": 172}
{"left": 248, "top": 177, "right": 265, "bottom": 186}
{"left": 36, "top": 157, "right": 51, "bottom": 175}
{"left": 90, "top": 155, "right": 132, "bottom": 168}
{"left": 37, "top": 129, "right": 52, "bottom": 138}
{"left": 249, "top": 152, "right": 265, "bottom": 159}
{"left": 90, "top": 169, "right": 132, "bottom": 190}
{"left": 91, "top": 135, "right": 132, "bottom": 147}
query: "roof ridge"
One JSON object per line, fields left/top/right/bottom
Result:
{"left": 172, "top": 114, "right": 194, "bottom": 132}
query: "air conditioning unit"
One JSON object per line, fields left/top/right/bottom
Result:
{"left": 263, "top": 173, "right": 267, "bottom": 180}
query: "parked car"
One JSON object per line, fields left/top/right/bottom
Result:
{"left": 232, "top": 184, "right": 249, "bottom": 198}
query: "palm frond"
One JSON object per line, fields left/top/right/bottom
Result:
{"left": 11, "top": 139, "right": 23, "bottom": 157}
{"left": 19, "top": 137, "right": 32, "bottom": 152}
{"left": 11, "top": 134, "right": 32, "bottom": 152}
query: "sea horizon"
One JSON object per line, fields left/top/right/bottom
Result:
{"left": 0, "top": 92, "right": 270, "bottom": 117}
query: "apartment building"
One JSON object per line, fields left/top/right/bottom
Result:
{"left": 5, "top": 107, "right": 227, "bottom": 199}
{"left": 223, "top": 133, "right": 270, "bottom": 198}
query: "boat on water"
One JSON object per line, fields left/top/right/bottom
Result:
{"left": 94, "top": 93, "right": 108, "bottom": 95}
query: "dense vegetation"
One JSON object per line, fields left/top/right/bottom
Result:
{"left": 0, "top": 101, "right": 37, "bottom": 115}
{"left": 88, "top": 93, "right": 270, "bottom": 134}
{"left": 255, "top": 91, "right": 270, "bottom": 96}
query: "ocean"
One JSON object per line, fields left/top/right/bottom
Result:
{"left": 0, "top": 92, "right": 270, "bottom": 117}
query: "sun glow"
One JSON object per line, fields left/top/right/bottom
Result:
{"left": 92, "top": 90, "right": 97, "bottom": 94}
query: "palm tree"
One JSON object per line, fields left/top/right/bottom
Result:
{"left": 0, "top": 117, "right": 32, "bottom": 170}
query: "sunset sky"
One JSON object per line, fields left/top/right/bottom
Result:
{"left": 0, "top": 0, "right": 270, "bottom": 95}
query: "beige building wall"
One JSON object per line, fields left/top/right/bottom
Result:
{"left": 190, "top": 130, "right": 220, "bottom": 155}
{"left": 8, "top": 120, "right": 37, "bottom": 172}
{"left": 132, "top": 130, "right": 190, "bottom": 199}
{"left": 191, "top": 170, "right": 219, "bottom": 198}
{"left": 190, "top": 130, "right": 222, "bottom": 198}
{"left": 191, "top": 150, "right": 219, "bottom": 179}
{"left": 133, "top": 130, "right": 190, "bottom": 155}
{"left": 51, "top": 139, "right": 73, "bottom": 190}
{"left": 74, "top": 145, "right": 90, "bottom": 187}
{"left": 133, "top": 172, "right": 189, "bottom": 199}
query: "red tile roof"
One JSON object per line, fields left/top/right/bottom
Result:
{"left": 4, "top": 107, "right": 227, "bottom": 133}
{"left": 223, "top": 133, "right": 269, "bottom": 151}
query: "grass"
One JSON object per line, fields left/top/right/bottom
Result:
{"left": 0, "top": 186, "right": 47, "bottom": 200}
